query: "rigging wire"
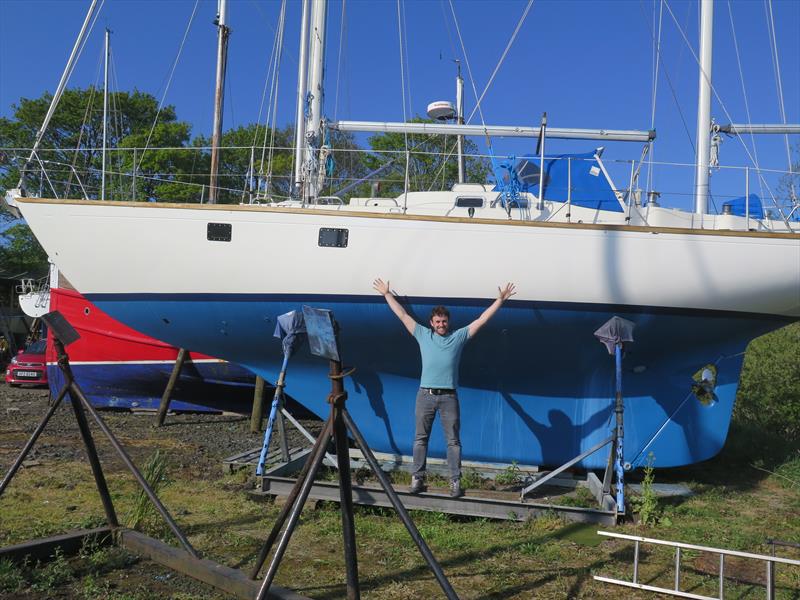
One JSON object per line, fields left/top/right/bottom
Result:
{"left": 446, "top": 0, "right": 487, "bottom": 134}
{"left": 333, "top": 0, "right": 347, "bottom": 122}
{"left": 725, "top": 0, "right": 765, "bottom": 199}
{"left": 396, "top": 0, "right": 410, "bottom": 209}
{"left": 252, "top": 0, "right": 283, "bottom": 192}
{"left": 764, "top": 0, "right": 796, "bottom": 201}
{"left": 662, "top": 0, "right": 789, "bottom": 217}
{"left": 260, "top": 0, "right": 287, "bottom": 197}
{"left": 640, "top": 0, "right": 695, "bottom": 155}
{"left": 465, "top": 0, "right": 534, "bottom": 126}
{"left": 135, "top": 0, "right": 200, "bottom": 175}
{"left": 646, "top": 0, "right": 664, "bottom": 194}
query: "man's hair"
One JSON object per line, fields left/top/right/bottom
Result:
{"left": 430, "top": 305, "right": 450, "bottom": 320}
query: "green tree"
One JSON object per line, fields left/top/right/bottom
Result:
{"left": 193, "top": 125, "right": 368, "bottom": 204}
{"left": 365, "top": 117, "right": 490, "bottom": 197}
{"left": 0, "top": 224, "right": 48, "bottom": 275}
{"left": 0, "top": 87, "right": 193, "bottom": 202}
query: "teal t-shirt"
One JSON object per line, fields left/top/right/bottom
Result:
{"left": 413, "top": 324, "right": 470, "bottom": 389}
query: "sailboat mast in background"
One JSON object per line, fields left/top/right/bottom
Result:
{"left": 208, "top": 0, "right": 229, "bottom": 204}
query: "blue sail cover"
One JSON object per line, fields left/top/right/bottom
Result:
{"left": 493, "top": 150, "right": 623, "bottom": 212}
{"left": 722, "top": 194, "right": 763, "bottom": 219}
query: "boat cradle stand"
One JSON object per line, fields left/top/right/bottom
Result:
{"left": 0, "top": 310, "right": 309, "bottom": 600}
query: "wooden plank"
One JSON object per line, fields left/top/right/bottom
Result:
{"left": 0, "top": 527, "right": 114, "bottom": 562}
{"left": 258, "top": 477, "right": 617, "bottom": 526}
{"left": 119, "top": 529, "right": 310, "bottom": 600}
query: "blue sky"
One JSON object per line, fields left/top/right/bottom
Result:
{"left": 1, "top": 0, "right": 798, "bottom": 211}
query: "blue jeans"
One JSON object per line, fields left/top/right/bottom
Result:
{"left": 412, "top": 388, "right": 461, "bottom": 480}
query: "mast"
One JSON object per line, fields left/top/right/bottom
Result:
{"left": 693, "top": 0, "right": 714, "bottom": 215}
{"left": 101, "top": 28, "right": 110, "bottom": 201}
{"left": 208, "top": 0, "right": 230, "bottom": 204}
{"left": 304, "top": 0, "right": 328, "bottom": 201}
{"left": 455, "top": 62, "right": 465, "bottom": 184}
{"left": 293, "top": 0, "right": 311, "bottom": 197}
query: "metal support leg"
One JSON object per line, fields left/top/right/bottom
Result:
{"left": 520, "top": 436, "right": 613, "bottom": 500}
{"left": 69, "top": 384, "right": 120, "bottom": 528}
{"left": 0, "top": 384, "right": 69, "bottom": 497}
{"left": 256, "top": 415, "right": 334, "bottom": 600}
{"left": 342, "top": 409, "right": 460, "bottom": 600}
{"left": 333, "top": 400, "right": 361, "bottom": 600}
{"left": 276, "top": 396, "right": 290, "bottom": 463}
{"left": 674, "top": 547, "right": 681, "bottom": 591}
{"left": 249, "top": 418, "right": 333, "bottom": 579}
{"left": 72, "top": 382, "right": 197, "bottom": 557}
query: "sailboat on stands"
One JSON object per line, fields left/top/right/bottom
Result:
{"left": 8, "top": 0, "right": 799, "bottom": 469}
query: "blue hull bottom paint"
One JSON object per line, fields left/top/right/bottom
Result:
{"left": 48, "top": 362, "right": 257, "bottom": 413}
{"left": 88, "top": 294, "right": 794, "bottom": 469}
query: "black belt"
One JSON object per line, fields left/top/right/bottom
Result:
{"left": 424, "top": 388, "right": 456, "bottom": 396}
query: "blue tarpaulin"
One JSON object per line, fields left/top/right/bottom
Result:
{"left": 493, "top": 150, "right": 622, "bottom": 212}
{"left": 722, "top": 194, "right": 763, "bottom": 219}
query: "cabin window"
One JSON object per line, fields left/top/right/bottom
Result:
{"left": 319, "top": 227, "right": 349, "bottom": 248}
{"left": 207, "top": 223, "right": 232, "bottom": 242}
{"left": 455, "top": 197, "right": 484, "bottom": 208}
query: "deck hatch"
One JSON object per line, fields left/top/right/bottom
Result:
{"left": 318, "top": 227, "right": 349, "bottom": 248}
{"left": 207, "top": 223, "right": 232, "bottom": 242}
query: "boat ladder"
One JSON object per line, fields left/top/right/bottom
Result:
{"left": 593, "top": 531, "right": 800, "bottom": 599}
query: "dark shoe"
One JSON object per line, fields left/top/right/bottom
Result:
{"left": 409, "top": 476, "right": 425, "bottom": 494}
{"left": 449, "top": 478, "right": 463, "bottom": 498}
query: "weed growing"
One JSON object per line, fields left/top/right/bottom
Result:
{"left": 31, "top": 547, "right": 73, "bottom": 592}
{"left": 495, "top": 461, "right": 523, "bottom": 486}
{"left": 630, "top": 453, "right": 660, "bottom": 526}
{"left": 460, "top": 468, "right": 483, "bottom": 489}
{"left": 126, "top": 450, "right": 169, "bottom": 531}
{"left": 0, "top": 558, "right": 26, "bottom": 593}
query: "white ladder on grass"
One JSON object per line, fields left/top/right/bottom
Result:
{"left": 593, "top": 531, "right": 800, "bottom": 600}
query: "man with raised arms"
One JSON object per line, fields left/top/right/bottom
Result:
{"left": 373, "top": 279, "right": 516, "bottom": 497}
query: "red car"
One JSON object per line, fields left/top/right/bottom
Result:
{"left": 4, "top": 339, "right": 48, "bottom": 387}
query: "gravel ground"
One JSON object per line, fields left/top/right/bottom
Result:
{"left": 0, "top": 382, "right": 322, "bottom": 478}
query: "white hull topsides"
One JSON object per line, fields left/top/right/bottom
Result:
{"left": 15, "top": 194, "right": 800, "bottom": 319}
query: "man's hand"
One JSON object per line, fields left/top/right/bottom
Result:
{"left": 373, "top": 277, "right": 416, "bottom": 335}
{"left": 498, "top": 282, "right": 516, "bottom": 302}
{"left": 373, "top": 278, "right": 390, "bottom": 296}
{"left": 468, "top": 282, "right": 517, "bottom": 337}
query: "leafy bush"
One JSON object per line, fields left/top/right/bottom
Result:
{"left": 735, "top": 323, "right": 800, "bottom": 442}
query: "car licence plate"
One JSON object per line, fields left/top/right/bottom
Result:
{"left": 15, "top": 371, "right": 40, "bottom": 378}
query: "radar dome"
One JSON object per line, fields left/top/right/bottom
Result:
{"left": 427, "top": 101, "right": 456, "bottom": 121}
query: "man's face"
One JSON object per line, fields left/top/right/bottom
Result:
{"left": 430, "top": 315, "right": 449, "bottom": 336}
